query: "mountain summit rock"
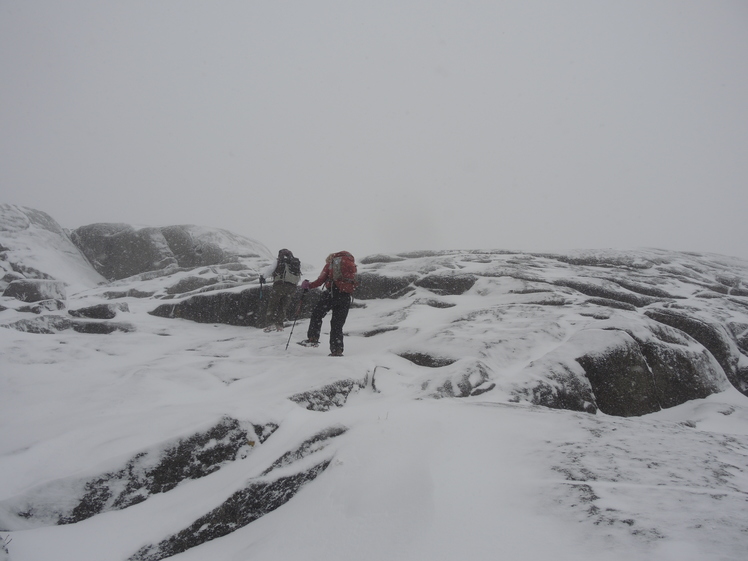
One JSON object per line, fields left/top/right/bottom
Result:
{"left": 2, "top": 206, "right": 748, "bottom": 560}
{"left": 3, "top": 205, "right": 748, "bottom": 417}
{"left": 69, "top": 223, "right": 272, "bottom": 281}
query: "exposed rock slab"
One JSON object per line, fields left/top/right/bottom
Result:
{"left": 149, "top": 287, "right": 322, "bottom": 328}
{"left": 69, "top": 302, "right": 129, "bottom": 319}
{"left": 70, "top": 223, "right": 271, "bottom": 281}
{"left": 0, "top": 418, "right": 271, "bottom": 529}
{"left": 3, "top": 279, "right": 67, "bottom": 302}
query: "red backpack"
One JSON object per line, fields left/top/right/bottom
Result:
{"left": 329, "top": 251, "right": 358, "bottom": 293}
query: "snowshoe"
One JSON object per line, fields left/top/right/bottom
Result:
{"left": 297, "top": 339, "right": 319, "bottom": 348}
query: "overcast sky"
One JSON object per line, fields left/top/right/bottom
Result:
{"left": 2, "top": 1, "right": 747, "bottom": 266}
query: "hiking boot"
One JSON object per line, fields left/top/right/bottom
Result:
{"left": 329, "top": 350, "right": 344, "bottom": 357}
{"left": 274, "top": 324, "right": 284, "bottom": 331}
{"left": 298, "top": 339, "right": 319, "bottom": 347}
{"left": 263, "top": 325, "right": 275, "bottom": 333}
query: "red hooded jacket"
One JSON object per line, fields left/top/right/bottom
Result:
{"left": 308, "top": 251, "right": 358, "bottom": 294}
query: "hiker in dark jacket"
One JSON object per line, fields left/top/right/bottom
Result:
{"left": 260, "top": 249, "right": 301, "bottom": 332}
{"left": 299, "top": 251, "right": 357, "bottom": 356}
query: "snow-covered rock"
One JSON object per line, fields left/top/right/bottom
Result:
{"left": 2, "top": 210, "right": 748, "bottom": 561}
{"left": 70, "top": 223, "right": 272, "bottom": 281}
{"left": 68, "top": 302, "right": 129, "bottom": 320}
{"left": 152, "top": 248, "right": 748, "bottom": 414}
{"left": 0, "top": 204, "right": 105, "bottom": 294}
{"left": 2, "top": 279, "right": 67, "bottom": 303}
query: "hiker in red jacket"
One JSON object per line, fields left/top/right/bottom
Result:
{"left": 298, "top": 251, "right": 358, "bottom": 356}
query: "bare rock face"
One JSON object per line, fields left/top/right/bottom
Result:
{"left": 3, "top": 315, "right": 135, "bottom": 334}
{"left": 17, "top": 299, "right": 66, "bottom": 314}
{"left": 645, "top": 308, "right": 748, "bottom": 395}
{"left": 290, "top": 380, "right": 365, "bottom": 411}
{"left": 3, "top": 279, "right": 67, "bottom": 302}
{"left": 70, "top": 223, "right": 270, "bottom": 281}
{"left": 575, "top": 330, "right": 661, "bottom": 416}
{"left": 355, "top": 272, "right": 416, "bottom": 299}
{"left": 68, "top": 302, "right": 129, "bottom": 320}
{"left": 127, "top": 427, "right": 344, "bottom": 561}
{"left": 165, "top": 276, "right": 219, "bottom": 295}
{"left": 0, "top": 418, "right": 275, "bottom": 529}
{"left": 513, "top": 315, "right": 734, "bottom": 417}
{"left": 4, "top": 205, "right": 748, "bottom": 421}
{"left": 572, "top": 326, "right": 727, "bottom": 417}
{"left": 149, "top": 286, "right": 323, "bottom": 328}
{"left": 516, "top": 361, "right": 597, "bottom": 414}
{"left": 414, "top": 273, "right": 477, "bottom": 295}
{"left": 129, "top": 460, "right": 331, "bottom": 561}
{"left": 70, "top": 224, "right": 179, "bottom": 281}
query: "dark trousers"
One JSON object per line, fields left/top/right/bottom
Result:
{"left": 307, "top": 288, "right": 351, "bottom": 353}
{"left": 266, "top": 282, "right": 297, "bottom": 326}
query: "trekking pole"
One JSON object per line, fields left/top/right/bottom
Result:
{"left": 285, "top": 290, "right": 307, "bottom": 351}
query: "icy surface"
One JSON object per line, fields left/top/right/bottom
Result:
{"left": 1, "top": 244, "right": 748, "bottom": 560}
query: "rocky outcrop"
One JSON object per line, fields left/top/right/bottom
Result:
{"left": 0, "top": 418, "right": 272, "bottom": 529}
{"left": 68, "top": 302, "right": 129, "bottom": 320}
{"left": 160, "top": 226, "right": 223, "bottom": 268}
{"left": 17, "top": 299, "right": 66, "bottom": 314}
{"left": 70, "top": 224, "right": 177, "bottom": 280}
{"left": 3, "top": 279, "right": 67, "bottom": 302}
{"left": 398, "top": 352, "right": 457, "bottom": 368}
{"left": 428, "top": 360, "right": 494, "bottom": 398}
{"left": 359, "top": 254, "right": 407, "bottom": 265}
{"left": 414, "top": 273, "right": 477, "bottom": 295}
{"left": 2, "top": 315, "right": 135, "bottom": 334}
{"left": 645, "top": 308, "right": 748, "bottom": 394}
{"left": 355, "top": 272, "right": 416, "bottom": 299}
{"left": 60, "top": 418, "right": 262, "bottom": 524}
{"left": 554, "top": 279, "right": 661, "bottom": 308}
{"left": 260, "top": 427, "right": 347, "bottom": 475}
{"left": 6, "top": 213, "right": 748, "bottom": 560}
{"left": 516, "top": 361, "right": 598, "bottom": 414}
{"left": 165, "top": 276, "right": 219, "bottom": 295}
{"left": 632, "top": 323, "right": 730, "bottom": 407}
{"left": 5, "top": 207, "right": 748, "bottom": 420}
{"left": 516, "top": 322, "right": 731, "bottom": 417}
{"left": 129, "top": 460, "right": 330, "bottom": 561}
{"left": 149, "top": 286, "right": 322, "bottom": 328}
{"left": 127, "top": 427, "right": 345, "bottom": 561}
{"left": 70, "top": 223, "right": 270, "bottom": 281}
{"left": 0, "top": 204, "right": 105, "bottom": 291}
{"left": 576, "top": 331, "right": 664, "bottom": 416}
{"left": 290, "top": 380, "right": 366, "bottom": 411}
{"left": 103, "top": 288, "right": 155, "bottom": 299}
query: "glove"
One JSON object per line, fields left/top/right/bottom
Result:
{"left": 259, "top": 275, "right": 265, "bottom": 284}
{"left": 301, "top": 280, "right": 311, "bottom": 290}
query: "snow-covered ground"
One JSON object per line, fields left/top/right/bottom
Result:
{"left": 2, "top": 247, "right": 748, "bottom": 560}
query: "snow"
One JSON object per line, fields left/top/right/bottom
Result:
{"left": 0, "top": 205, "right": 106, "bottom": 294}
{"left": 1, "top": 248, "right": 748, "bottom": 560}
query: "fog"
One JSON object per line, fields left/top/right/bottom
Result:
{"left": 2, "top": 0, "right": 747, "bottom": 266}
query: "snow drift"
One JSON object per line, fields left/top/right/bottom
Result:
{"left": 2, "top": 207, "right": 748, "bottom": 561}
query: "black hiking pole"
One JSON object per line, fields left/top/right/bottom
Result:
{"left": 285, "top": 290, "right": 307, "bottom": 351}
